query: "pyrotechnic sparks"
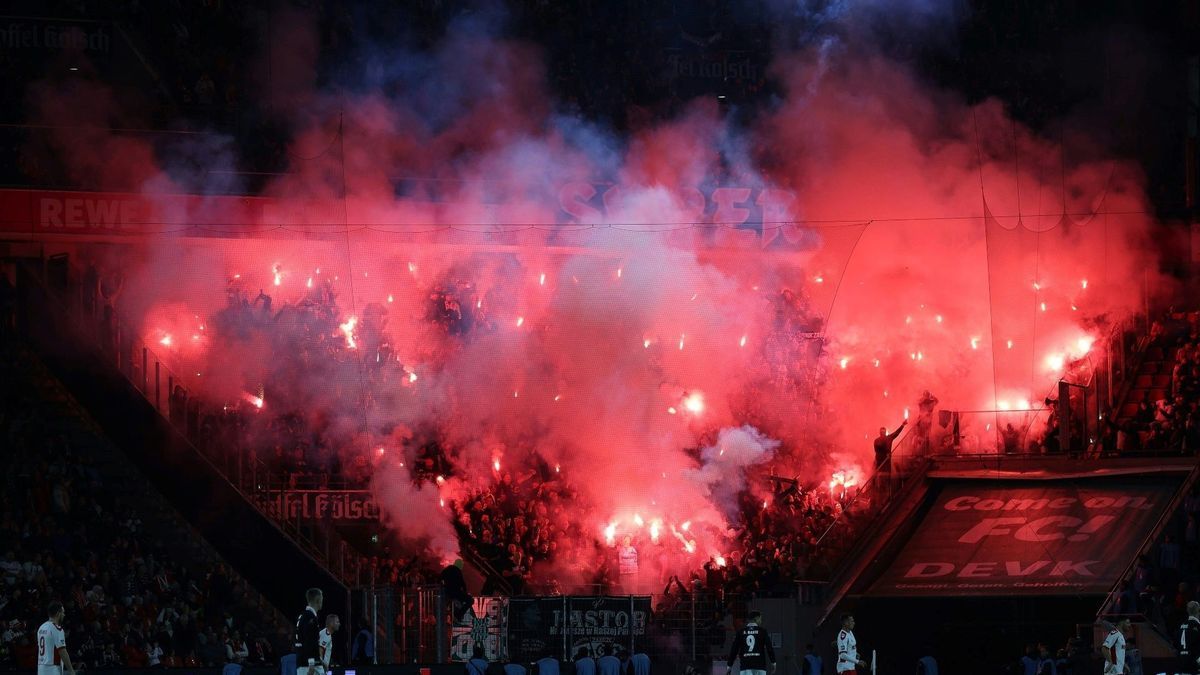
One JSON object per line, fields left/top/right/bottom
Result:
{"left": 603, "top": 522, "right": 617, "bottom": 546}
{"left": 160, "top": 335, "right": 172, "bottom": 347}
{"left": 339, "top": 316, "right": 358, "bottom": 349}
{"left": 92, "top": 26, "right": 1162, "bottom": 587}
{"left": 828, "top": 469, "right": 860, "bottom": 500}
{"left": 242, "top": 393, "right": 264, "bottom": 409}
{"left": 633, "top": 514, "right": 644, "bottom": 527}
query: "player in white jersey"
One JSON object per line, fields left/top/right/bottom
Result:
{"left": 318, "top": 614, "right": 340, "bottom": 671}
{"left": 37, "top": 602, "right": 74, "bottom": 675}
{"left": 836, "top": 614, "right": 866, "bottom": 675}
{"left": 1101, "top": 618, "right": 1130, "bottom": 675}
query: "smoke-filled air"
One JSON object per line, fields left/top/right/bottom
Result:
{"left": 33, "top": 3, "right": 1165, "bottom": 589}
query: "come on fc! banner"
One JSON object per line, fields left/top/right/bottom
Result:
{"left": 870, "top": 481, "right": 1174, "bottom": 597}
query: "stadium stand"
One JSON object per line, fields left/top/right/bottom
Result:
{"left": 0, "top": 341, "right": 290, "bottom": 669}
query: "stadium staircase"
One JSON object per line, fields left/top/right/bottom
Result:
{"left": 1114, "top": 342, "right": 1171, "bottom": 429}
{"left": 809, "top": 428, "right": 935, "bottom": 625}
{"left": 12, "top": 257, "right": 355, "bottom": 630}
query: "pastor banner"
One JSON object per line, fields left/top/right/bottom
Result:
{"left": 870, "top": 481, "right": 1174, "bottom": 597}
{"left": 506, "top": 597, "right": 565, "bottom": 662}
{"left": 507, "top": 596, "right": 651, "bottom": 661}
{"left": 450, "top": 597, "right": 508, "bottom": 662}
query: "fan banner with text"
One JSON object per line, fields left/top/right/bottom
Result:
{"left": 869, "top": 481, "right": 1175, "bottom": 597}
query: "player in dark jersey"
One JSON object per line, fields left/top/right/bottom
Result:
{"left": 294, "top": 588, "right": 324, "bottom": 674}
{"left": 728, "top": 611, "right": 776, "bottom": 675}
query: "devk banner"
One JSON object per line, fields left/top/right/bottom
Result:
{"left": 870, "top": 482, "right": 1173, "bottom": 596}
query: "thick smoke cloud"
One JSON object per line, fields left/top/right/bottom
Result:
{"left": 23, "top": 2, "right": 1164, "bottom": 582}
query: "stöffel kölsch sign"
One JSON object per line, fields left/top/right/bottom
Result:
{"left": 265, "top": 490, "right": 380, "bottom": 521}
{"left": 870, "top": 481, "right": 1175, "bottom": 597}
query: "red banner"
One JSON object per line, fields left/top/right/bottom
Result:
{"left": 0, "top": 186, "right": 808, "bottom": 249}
{"left": 869, "top": 481, "right": 1174, "bottom": 597}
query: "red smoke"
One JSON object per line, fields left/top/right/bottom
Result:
{"left": 23, "top": 20, "right": 1166, "bottom": 587}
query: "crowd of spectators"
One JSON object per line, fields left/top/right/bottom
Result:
{"left": 451, "top": 477, "right": 579, "bottom": 595}
{"left": 1105, "top": 480, "right": 1200, "bottom": 634}
{"left": 0, "top": 342, "right": 289, "bottom": 670}
{"left": 1101, "top": 312, "right": 1200, "bottom": 455}
{"left": 85, "top": 260, "right": 853, "bottom": 603}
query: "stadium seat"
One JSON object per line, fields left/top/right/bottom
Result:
{"left": 281, "top": 653, "right": 297, "bottom": 675}
{"left": 223, "top": 664, "right": 243, "bottom": 675}
{"left": 1134, "top": 374, "right": 1153, "bottom": 388}
{"left": 1153, "top": 374, "right": 1172, "bottom": 388}
{"left": 1120, "top": 403, "right": 1139, "bottom": 419}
